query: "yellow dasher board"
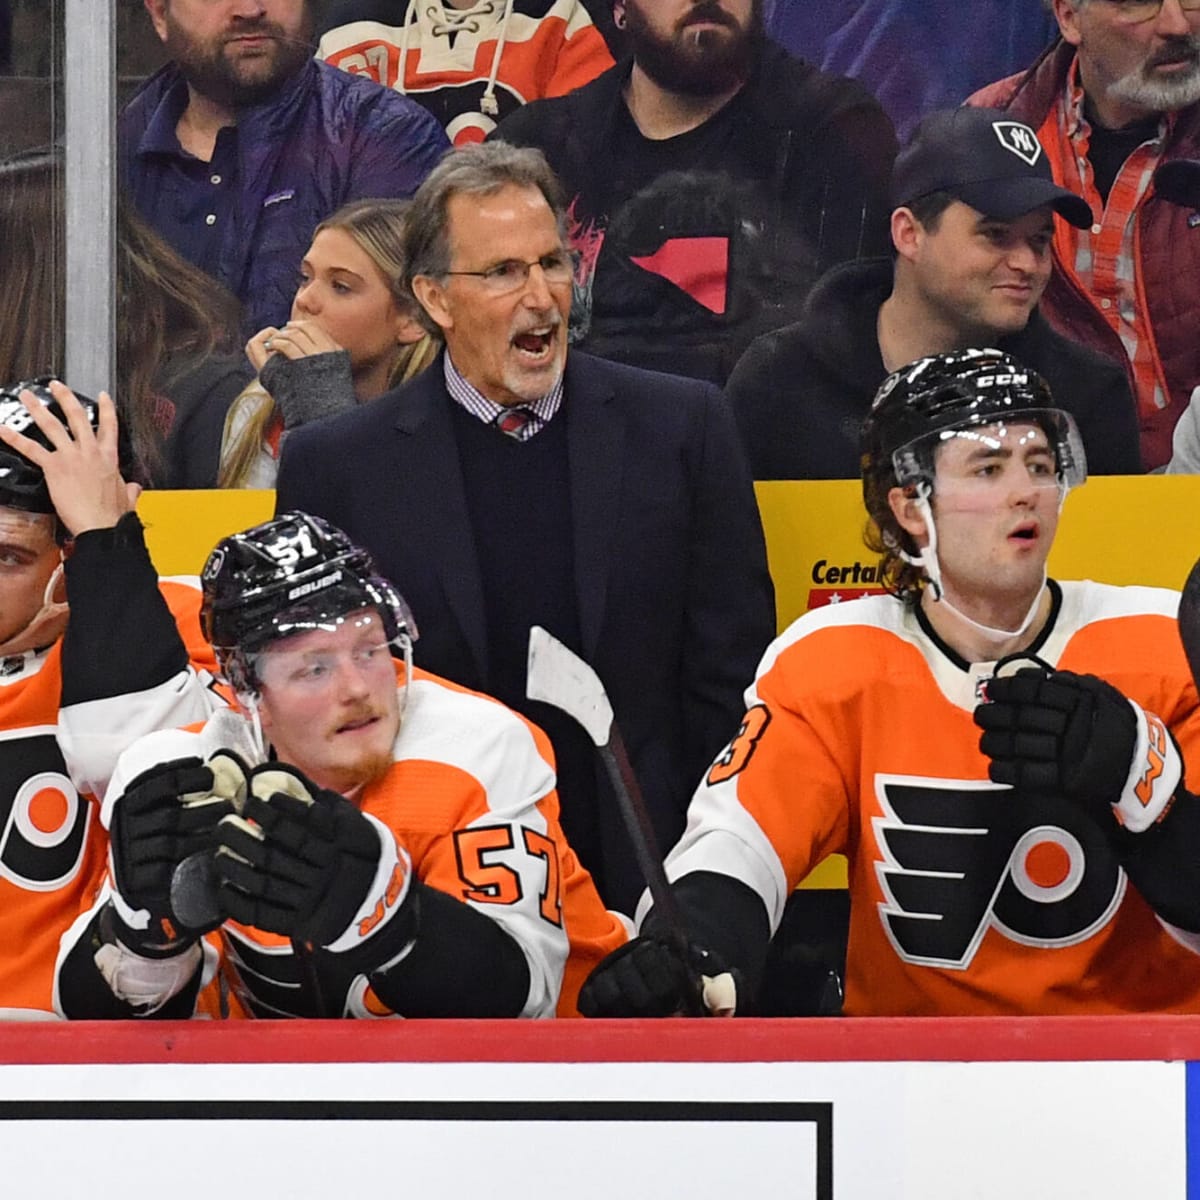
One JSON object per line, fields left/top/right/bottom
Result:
{"left": 136, "top": 477, "right": 1200, "bottom": 889}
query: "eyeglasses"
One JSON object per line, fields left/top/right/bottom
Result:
{"left": 1093, "top": 0, "right": 1200, "bottom": 24}
{"left": 443, "top": 250, "right": 577, "bottom": 294}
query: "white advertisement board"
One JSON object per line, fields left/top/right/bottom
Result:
{"left": 0, "top": 1056, "right": 1186, "bottom": 1199}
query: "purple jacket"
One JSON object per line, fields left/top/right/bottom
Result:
{"left": 121, "top": 58, "right": 449, "bottom": 335}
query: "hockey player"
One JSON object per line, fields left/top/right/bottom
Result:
{"left": 0, "top": 379, "right": 218, "bottom": 1019}
{"left": 58, "top": 512, "right": 626, "bottom": 1019}
{"left": 580, "top": 348, "right": 1200, "bottom": 1018}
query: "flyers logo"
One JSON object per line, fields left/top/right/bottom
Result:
{"left": 0, "top": 730, "right": 88, "bottom": 891}
{"left": 873, "top": 775, "right": 1124, "bottom": 969}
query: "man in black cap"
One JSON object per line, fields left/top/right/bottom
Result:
{"left": 725, "top": 105, "right": 1143, "bottom": 480}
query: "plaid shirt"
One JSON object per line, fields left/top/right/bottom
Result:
{"left": 1044, "top": 60, "right": 1171, "bottom": 419}
{"left": 443, "top": 354, "right": 564, "bottom": 441}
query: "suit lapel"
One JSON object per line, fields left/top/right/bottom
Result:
{"left": 393, "top": 371, "right": 489, "bottom": 680}
{"left": 565, "top": 355, "right": 624, "bottom": 658}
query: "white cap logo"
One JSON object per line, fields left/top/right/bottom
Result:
{"left": 993, "top": 121, "right": 1042, "bottom": 167}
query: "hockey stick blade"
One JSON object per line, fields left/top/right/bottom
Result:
{"left": 526, "top": 626, "right": 703, "bottom": 1009}
{"left": 1182, "top": 555, "right": 1200, "bottom": 693}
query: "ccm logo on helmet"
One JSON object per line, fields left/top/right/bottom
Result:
{"left": 974, "top": 373, "right": 1029, "bottom": 388}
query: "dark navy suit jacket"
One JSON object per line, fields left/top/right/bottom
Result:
{"left": 276, "top": 350, "right": 775, "bottom": 914}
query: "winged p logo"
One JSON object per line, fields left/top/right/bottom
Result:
{"left": 993, "top": 121, "right": 1042, "bottom": 167}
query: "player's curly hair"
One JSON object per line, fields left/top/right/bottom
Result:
{"left": 861, "top": 457, "right": 926, "bottom": 608}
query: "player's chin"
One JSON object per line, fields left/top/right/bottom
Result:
{"left": 322, "top": 747, "right": 393, "bottom": 795}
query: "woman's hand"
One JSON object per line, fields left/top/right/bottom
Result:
{"left": 246, "top": 319, "right": 343, "bottom": 374}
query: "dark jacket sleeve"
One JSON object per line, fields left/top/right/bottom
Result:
{"left": 157, "top": 352, "right": 255, "bottom": 489}
{"left": 275, "top": 416, "right": 339, "bottom": 522}
{"left": 680, "top": 387, "right": 776, "bottom": 779}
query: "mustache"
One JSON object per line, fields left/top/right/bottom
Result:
{"left": 335, "top": 704, "right": 383, "bottom": 731}
{"left": 223, "top": 19, "right": 313, "bottom": 49}
{"left": 679, "top": 2, "right": 740, "bottom": 32}
{"left": 1147, "top": 35, "right": 1200, "bottom": 69}
{"left": 511, "top": 309, "right": 563, "bottom": 335}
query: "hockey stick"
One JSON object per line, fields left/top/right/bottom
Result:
{"left": 526, "top": 625, "right": 707, "bottom": 1014}
{"left": 1182, "top": 555, "right": 1200, "bottom": 694}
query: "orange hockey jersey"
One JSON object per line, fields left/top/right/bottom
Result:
{"left": 664, "top": 580, "right": 1200, "bottom": 1016}
{"left": 318, "top": 0, "right": 614, "bottom": 146}
{"left": 2, "top": 578, "right": 218, "bottom": 1019}
{"left": 89, "top": 666, "right": 626, "bottom": 1019}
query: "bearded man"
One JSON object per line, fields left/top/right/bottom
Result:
{"left": 491, "top": 0, "right": 897, "bottom": 386}
{"left": 970, "top": 0, "right": 1200, "bottom": 469}
{"left": 120, "top": 0, "right": 449, "bottom": 334}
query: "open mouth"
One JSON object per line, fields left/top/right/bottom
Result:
{"left": 336, "top": 715, "right": 379, "bottom": 735}
{"left": 512, "top": 327, "right": 555, "bottom": 360}
{"left": 1009, "top": 523, "right": 1038, "bottom": 543}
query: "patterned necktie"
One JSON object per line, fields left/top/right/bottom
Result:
{"left": 495, "top": 406, "right": 537, "bottom": 440}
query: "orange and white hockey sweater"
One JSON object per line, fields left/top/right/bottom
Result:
{"left": 662, "top": 580, "right": 1200, "bottom": 1016}
{"left": 2, "top": 573, "right": 219, "bottom": 1020}
{"left": 318, "top": 0, "right": 614, "bottom": 146}
{"left": 74, "top": 665, "right": 626, "bottom": 1019}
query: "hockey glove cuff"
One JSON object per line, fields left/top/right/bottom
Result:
{"left": 975, "top": 666, "right": 1181, "bottom": 832}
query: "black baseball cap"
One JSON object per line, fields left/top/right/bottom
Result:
{"left": 892, "top": 106, "right": 1093, "bottom": 229}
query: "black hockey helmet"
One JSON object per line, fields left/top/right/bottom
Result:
{"left": 860, "top": 348, "right": 1087, "bottom": 496}
{"left": 0, "top": 378, "right": 101, "bottom": 514}
{"left": 200, "top": 511, "right": 415, "bottom": 692}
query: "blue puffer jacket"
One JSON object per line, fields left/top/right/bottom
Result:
{"left": 120, "top": 59, "right": 449, "bottom": 335}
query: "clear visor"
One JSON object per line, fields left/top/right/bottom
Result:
{"left": 892, "top": 409, "right": 1087, "bottom": 494}
{"left": 251, "top": 609, "right": 400, "bottom": 693}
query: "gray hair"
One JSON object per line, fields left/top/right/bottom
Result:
{"left": 402, "top": 141, "right": 569, "bottom": 299}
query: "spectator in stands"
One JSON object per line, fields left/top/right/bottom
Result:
{"left": 317, "top": 0, "right": 614, "bottom": 147}
{"left": 273, "top": 141, "right": 775, "bottom": 916}
{"left": 0, "top": 380, "right": 219, "bottom": 1018}
{"left": 969, "top": 0, "right": 1200, "bottom": 470}
{"left": 118, "top": 199, "right": 251, "bottom": 489}
{"left": 0, "top": 148, "right": 250, "bottom": 489}
{"left": 492, "top": 0, "right": 897, "bottom": 386}
{"left": 579, "top": 349, "right": 1200, "bottom": 1019}
{"left": 122, "top": 0, "right": 449, "bottom": 336}
{"left": 726, "top": 107, "right": 1142, "bottom": 479}
{"left": 218, "top": 198, "right": 436, "bottom": 487}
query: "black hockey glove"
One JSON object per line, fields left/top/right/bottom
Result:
{"left": 577, "top": 936, "right": 738, "bottom": 1018}
{"left": 214, "top": 764, "right": 412, "bottom": 951}
{"left": 975, "top": 665, "right": 1182, "bottom": 833}
{"left": 109, "top": 752, "right": 246, "bottom": 953}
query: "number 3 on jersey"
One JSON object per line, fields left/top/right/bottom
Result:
{"left": 707, "top": 705, "right": 771, "bottom": 786}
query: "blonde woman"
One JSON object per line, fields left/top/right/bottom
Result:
{"left": 219, "top": 199, "right": 436, "bottom": 488}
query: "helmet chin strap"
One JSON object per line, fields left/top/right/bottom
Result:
{"left": 394, "top": 632, "right": 415, "bottom": 721}
{"left": 0, "top": 561, "right": 69, "bottom": 658}
{"left": 901, "top": 482, "right": 1048, "bottom": 646}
